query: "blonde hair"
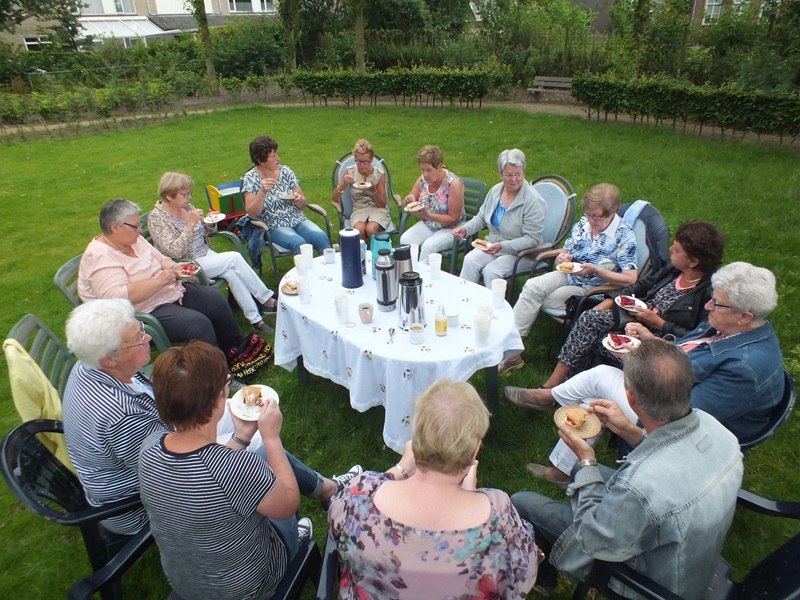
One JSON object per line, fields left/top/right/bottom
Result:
{"left": 158, "top": 172, "right": 195, "bottom": 201}
{"left": 581, "top": 183, "right": 620, "bottom": 216}
{"left": 417, "top": 145, "right": 443, "bottom": 169}
{"left": 353, "top": 139, "right": 374, "bottom": 158}
{"left": 412, "top": 380, "right": 490, "bottom": 475}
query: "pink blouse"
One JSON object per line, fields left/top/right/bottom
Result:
{"left": 78, "top": 236, "right": 184, "bottom": 313}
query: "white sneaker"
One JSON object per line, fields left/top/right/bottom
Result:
{"left": 297, "top": 517, "right": 313, "bottom": 541}
{"left": 332, "top": 464, "right": 363, "bottom": 495}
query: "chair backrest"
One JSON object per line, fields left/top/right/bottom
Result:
{"left": 1, "top": 419, "right": 89, "bottom": 523}
{"left": 139, "top": 210, "right": 152, "bottom": 243}
{"left": 332, "top": 151, "right": 398, "bottom": 233}
{"left": 7, "top": 314, "right": 76, "bottom": 400}
{"left": 460, "top": 177, "right": 488, "bottom": 221}
{"left": 531, "top": 175, "right": 577, "bottom": 248}
{"left": 54, "top": 255, "right": 84, "bottom": 308}
{"left": 739, "top": 369, "right": 796, "bottom": 451}
{"left": 619, "top": 201, "right": 670, "bottom": 275}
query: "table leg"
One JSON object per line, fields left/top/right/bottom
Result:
{"left": 485, "top": 365, "right": 499, "bottom": 414}
{"left": 297, "top": 355, "right": 309, "bottom": 385}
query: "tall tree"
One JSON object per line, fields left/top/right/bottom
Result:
{"left": 279, "top": 0, "right": 299, "bottom": 70}
{"left": 0, "top": 0, "right": 84, "bottom": 47}
{"left": 353, "top": 0, "right": 364, "bottom": 70}
{"left": 185, "top": 0, "right": 219, "bottom": 94}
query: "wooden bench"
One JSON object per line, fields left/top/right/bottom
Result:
{"left": 527, "top": 76, "right": 573, "bottom": 96}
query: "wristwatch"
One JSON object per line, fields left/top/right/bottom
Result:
{"left": 579, "top": 458, "right": 598, "bottom": 469}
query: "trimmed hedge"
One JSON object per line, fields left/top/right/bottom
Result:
{"left": 571, "top": 73, "right": 800, "bottom": 141}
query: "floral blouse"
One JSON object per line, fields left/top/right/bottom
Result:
{"left": 419, "top": 170, "right": 466, "bottom": 232}
{"left": 328, "top": 471, "right": 538, "bottom": 599}
{"left": 242, "top": 164, "right": 306, "bottom": 230}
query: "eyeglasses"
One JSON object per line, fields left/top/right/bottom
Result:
{"left": 501, "top": 172, "right": 525, "bottom": 180}
{"left": 709, "top": 298, "right": 735, "bottom": 311}
{"left": 121, "top": 222, "right": 142, "bottom": 231}
{"left": 115, "top": 323, "right": 148, "bottom": 353}
{"left": 178, "top": 190, "right": 193, "bottom": 197}
{"left": 224, "top": 374, "right": 233, "bottom": 388}
{"left": 585, "top": 212, "right": 608, "bottom": 222}
{"left": 355, "top": 159, "right": 372, "bottom": 166}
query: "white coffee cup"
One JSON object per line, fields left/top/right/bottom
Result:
{"left": 296, "top": 276, "right": 311, "bottom": 304}
{"left": 334, "top": 294, "right": 349, "bottom": 324}
{"left": 323, "top": 248, "right": 336, "bottom": 264}
{"left": 429, "top": 253, "right": 442, "bottom": 280}
{"left": 300, "top": 244, "right": 314, "bottom": 269}
{"left": 492, "top": 279, "right": 507, "bottom": 308}
{"left": 358, "top": 302, "right": 374, "bottom": 324}
{"left": 446, "top": 308, "right": 459, "bottom": 327}
{"left": 477, "top": 304, "right": 493, "bottom": 319}
{"left": 294, "top": 254, "right": 308, "bottom": 277}
{"left": 409, "top": 323, "right": 424, "bottom": 344}
{"left": 474, "top": 312, "right": 491, "bottom": 347}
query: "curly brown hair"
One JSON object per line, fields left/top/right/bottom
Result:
{"left": 674, "top": 220, "right": 726, "bottom": 274}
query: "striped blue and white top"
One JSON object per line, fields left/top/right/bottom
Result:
{"left": 62, "top": 363, "right": 167, "bottom": 534}
{"left": 139, "top": 432, "right": 287, "bottom": 600}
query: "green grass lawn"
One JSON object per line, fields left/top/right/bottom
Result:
{"left": 1, "top": 104, "right": 799, "bottom": 599}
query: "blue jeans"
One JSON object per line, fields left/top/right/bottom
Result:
{"left": 270, "top": 219, "right": 331, "bottom": 255}
{"left": 254, "top": 448, "right": 324, "bottom": 561}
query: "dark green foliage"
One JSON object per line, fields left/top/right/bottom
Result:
{"left": 211, "top": 17, "right": 286, "bottom": 79}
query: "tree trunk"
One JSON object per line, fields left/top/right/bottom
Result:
{"left": 188, "top": 0, "right": 218, "bottom": 94}
{"left": 354, "top": 0, "right": 366, "bottom": 71}
{"left": 280, "top": 0, "right": 299, "bottom": 70}
{"left": 633, "top": 0, "right": 650, "bottom": 45}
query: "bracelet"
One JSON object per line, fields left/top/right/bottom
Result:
{"left": 579, "top": 458, "right": 598, "bottom": 469}
{"left": 231, "top": 432, "right": 251, "bottom": 447}
{"left": 394, "top": 463, "right": 409, "bottom": 479}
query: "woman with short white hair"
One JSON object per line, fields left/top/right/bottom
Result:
{"left": 454, "top": 149, "right": 547, "bottom": 287}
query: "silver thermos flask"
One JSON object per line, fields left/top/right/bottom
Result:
{"left": 398, "top": 271, "right": 426, "bottom": 331}
{"left": 375, "top": 249, "right": 398, "bottom": 312}
{"left": 393, "top": 244, "right": 413, "bottom": 282}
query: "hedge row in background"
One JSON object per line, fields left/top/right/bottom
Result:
{"left": 571, "top": 73, "right": 800, "bottom": 141}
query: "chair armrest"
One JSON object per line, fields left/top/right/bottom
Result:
{"left": 307, "top": 203, "right": 329, "bottom": 220}
{"left": 67, "top": 524, "right": 154, "bottom": 600}
{"left": 517, "top": 242, "right": 555, "bottom": 258}
{"left": 315, "top": 532, "right": 339, "bottom": 600}
{"left": 574, "top": 560, "right": 685, "bottom": 600}
{"left": 737, "top": 489, "right": 800, "bottom": 519}
{"left": 392, "top": 193, "right": 403, "bottom": 209}
{"left": 536, "top": 248, "right": 562, "bottom": 261}
{"left": 583, "top": 284, "right": 622, "bottom": 297}
{"left": 331, "top": 201, "right": 343, "bottom": 215}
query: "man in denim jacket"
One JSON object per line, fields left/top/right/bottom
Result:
{"left": 512, "top": 341, "right": 743, "bottom": 598}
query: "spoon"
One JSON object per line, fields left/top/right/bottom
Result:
{"left": 388, "top": 327, "right": 395, "bottom": 344}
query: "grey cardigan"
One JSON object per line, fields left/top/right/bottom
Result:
{"left": 461, "top": 182, "right": 546, "bottom": 256}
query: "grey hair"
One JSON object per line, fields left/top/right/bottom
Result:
{"left": 623, "top": 340, "right": 693, "bottom": 423}
{"left": 66, "top": 299, "right": 138, "bottom": 369}
{"left": 99, "top": 198, "right": 140, "bottom": 234}
{"left": 497, "top": 148, "right": 526, "bottom": 173}
{"left": 711, "top": 262, "right": 777, "bottom": 321}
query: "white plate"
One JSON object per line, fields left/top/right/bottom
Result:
{"left": 404, "top": 203, "right": 424, "bottom": 213}
{"left": 615, "top": 295, "right": 647, "bottom": 312}
{"left": 471, "top": 240, "right": 491, "bottom": 251}
{"left": 278, "top": 193, "right": 295, "bottom": 201}
{"left": 556, "top": 262, "right": 582, "bottom": 274}
{"left": 602, "top": 334, "right": 642, "bottom": 354}
{"left": 230, "top": 384, "right": 279, "bottom": 421}
{"left": 353, "top": 181, "right": 372, "bottom": 190}
{"left": 203, "top": 212, "right": 226, "bottom": 224}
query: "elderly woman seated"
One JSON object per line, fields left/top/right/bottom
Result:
{"left": 77, "top": 197, "right": 269, "bottom": 376}
{"left": 332, "top": 139, "right": 392, "bottom": 245}
{"left": 539, "top": 220, "right": 726, "bottom": 388}
{"left": 500, "top": 183, "right": 638, "bottom": 374}
{"left": 147, "top": 172, "right": 277, "bottom": 332}
{"left": 506, "top": 262, "right": 784, "bottom": 486}
{"left": 454, "top": 148, "right": 546, "bottom": 287}
{"left": 329, "top": 379, "right": 539, "bottom": 599}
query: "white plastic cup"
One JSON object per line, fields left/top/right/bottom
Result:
{"left": 446, "top": 308, "right": 459, "bottom": 327}
{"left": 492, "top": 279, "right": 507, "bottom": 308}
{"left": 300, "top": 244, "right": 314, "bottom": 269}
{"left": 323, "top": 248, "right": 336, "bottom": 264}
{"left": 474, "top": 312, "right": 491, "bottom": 347}
{"left": 477, "top": 304, "right": 493, "bottom": 319}
{"left": 294, "top": 254, "right": 308, "bottom": 277}
{"left": 358, "top": 302, "right": 374, "bottom": 324}
{"left": 334, "top": 294, "right": 349, "bottom": 324}
{"left": 296, "top": 276, "right": 311, "bottom": 304}
{"left": 409, "top": 323, "right": 424, "bottom": 344}
{"left": 429, "top": 253, "right": 442, "bottom": 280}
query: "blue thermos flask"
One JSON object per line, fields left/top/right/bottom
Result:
{"left": 339, "top": 228, "right": 363, "bottom": 289}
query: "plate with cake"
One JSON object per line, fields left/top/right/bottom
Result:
{"left": 602, "top": 333, "right": 642, "bottom": 354}
{"left": 554, "top": 406, "right": 602, "bottom": 439}
{"left": 230, "top": 385, "right": 279, "bottom": 421}
{"left": 615, "top": 295, "right": 647, "bottom": 311}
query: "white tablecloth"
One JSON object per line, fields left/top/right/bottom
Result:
{"left": 274, "top": 254, "right": 523, "bottom": 453}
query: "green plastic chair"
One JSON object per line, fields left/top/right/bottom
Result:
{"left": 53, "top": 255, "right": 172, "bottom": 354}
{"left": 446, "top": 176, "right": 488, "bottom": 274}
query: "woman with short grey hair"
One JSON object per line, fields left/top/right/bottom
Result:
{"left": 454, "top": 149, "right": 547, "bottom": 287}
{"left": 711, "top": 261, "right": 777, "bottom": 321}
{"left": 66, "top": 298, "right": 140, "bottom": 370}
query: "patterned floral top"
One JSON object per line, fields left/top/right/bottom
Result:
{"left": 419, "top": 170, "right": 466, "bottom": 232}
{"left": 563, "top": 214, "right": 638, "bottom": 289}
{"left": 242, "top": 165, "right": 306, "bottom": 229}
{"left": 328, "top": 471, "right": 538, "bottom": 599}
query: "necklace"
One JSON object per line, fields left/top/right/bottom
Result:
{"left": 101, "top": 235, "right": 126, "bottom": 253}
{"left": 682, "top": 274, "right": 702, "bottom": 283}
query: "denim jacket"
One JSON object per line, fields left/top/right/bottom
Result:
{"left": 674, "top": 321, "right": 784, "bottom": 441}
{"left": 551, "top": 410, "right": 743, "bottom": 600}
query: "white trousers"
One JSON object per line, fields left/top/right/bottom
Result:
{"left": 196, "top": 249, "right": 274, "bottom": 325}
{"left": 548, "top": 365, "right": 635, "bottom": 474}
{"left": 400, "top": 222, "right": 456, "bottom": 264}
{"left": 513, "top": 271, "right": 585, "bottom": 337}
{"left": 460, "top": 249, "right": 535, "bottom": 288}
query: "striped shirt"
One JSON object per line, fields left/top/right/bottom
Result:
{"left": 563, "top": 214, "right": 638, "bottom": 288}
{"left": 62, "top": 363, "right": 167, "bottom": 534}
{"left": 138, "top": 432, "right": 287, "bottom": 600}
